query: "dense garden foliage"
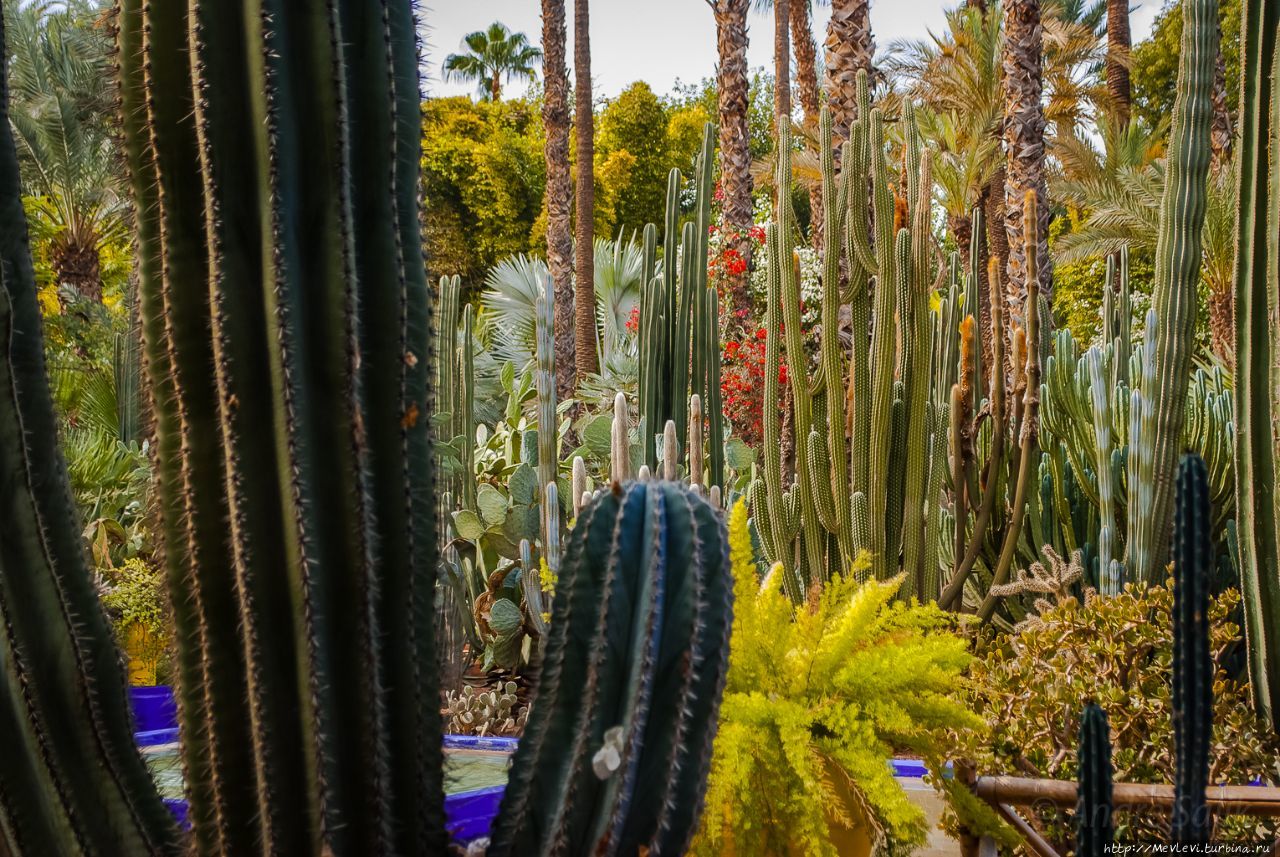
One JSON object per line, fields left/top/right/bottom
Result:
{"left": 1, "top": 0, "right": 1279, "bottom": 854}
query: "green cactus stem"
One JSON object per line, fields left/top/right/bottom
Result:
{"left": 1139, "top": 0, "right": 1219, "bottom": 584}
{"left": 488, "top": 480, "right": 733, "bottom": 856}
{"left": 1232, "top": 0, "right": 1280, "bottom": 731}
{"left": 1076, "top": 703, "right": 1114, "bottom": 856}
{"left": 1171, "top": 453, "right": 1214, "bottom": 844}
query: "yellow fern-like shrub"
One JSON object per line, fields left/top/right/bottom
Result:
{"left": 692, "top": 501, "right": 982, "bottom": 856}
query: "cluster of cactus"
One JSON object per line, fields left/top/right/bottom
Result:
{"left": 444, "top": 683, "right": 528, "bottom": 738}
{"left": 0, "top": 6, "right": 733, "bottom": 855}
{"left": 1232, "top": 0, "right": 1280, "bottom": 731}
{"left": 750, "top": 83, "right": 947, "bottom": 599}
{"left": 1039, "top": 289, "right": 1235, "bottom": 597}
{"left": 935, "top": 208, "right": 1046, "bottom": 622}
{"left": 490, "top": 479, "right": 733, "bottom": 855}
{"left": 581, "top": 390, "right": 726, "bottom": 512}
{"left": 1075, "top": 703, "right": 1114, "bottom": 856}
{"left": 636, "top": 124, "right": 725, "bottom": 492}
{"left": 439, "top": 274, "right": 563, "bottom": 666}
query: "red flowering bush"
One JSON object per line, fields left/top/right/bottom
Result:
{"left": 720, "top": 326, "right": 787, "bottom": 448}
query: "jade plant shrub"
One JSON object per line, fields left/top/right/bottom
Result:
{"left": 947, "top": 584, "right": 1280, "bottom": 847}
{"left": 692, "top": 501, "right": 981, "bottom": 856}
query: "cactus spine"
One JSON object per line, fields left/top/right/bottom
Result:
{"left": 1076, "top": 703, "right": 1114, "bottom": 856}
{"left": 489, "top": 480, "right": 733, "bottom": 856}
{"left": 1232, "top": 0, "right": 1280, "bottom": 730}
{"left": 1171, "top": 453, "right": 1214, "bottom": 844}
{"left": 1138, "top": 0, "right": 1219, "bottom": 583}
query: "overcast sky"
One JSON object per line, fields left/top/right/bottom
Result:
{"left": 424, "top": 1, "right": 1162, "bottom": 101}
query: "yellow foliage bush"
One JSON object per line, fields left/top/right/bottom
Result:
{"left": 692, "top": 501, "right": 982, "bottom": 856}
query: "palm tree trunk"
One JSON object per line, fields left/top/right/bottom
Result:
{"left": 50, "top": 234, "right": 103, "bottom": 303}
{"left": 1002, "top": 0, "right": 1053, "bottom": 332}
{"left": 1106, "top": 0, "right": 1131, "bottom": 123}
{"left": 791, "top": 0, "right": 824, "bottom": 245}
{"left": 774, "top": 0, "right": 791, "bottom": 133}
{"left": 1210, "top": 36, "right": 1233, "bottom": 167}
{"left": 712, "top": 0, "right": 754, "bottom": 323}
{"left": 824, "top": 0, "right": 875, "bottom": 148}
{"left": 542, "top": 0, "right": 576, "bottom": 400}
{"left": 492, "top": 74, "right": 502, "bottom": 102}
{"left": 573, "top": 0, "right": 599, "bottom": 380}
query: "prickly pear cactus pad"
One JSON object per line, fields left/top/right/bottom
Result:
{"left": 488, "top": 480, "right": 734, "bottom": 856}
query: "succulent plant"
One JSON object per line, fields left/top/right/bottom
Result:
{"left": 445, "top": 682, "right": 528, "bottom": 738}
{"left": 637, "top": 126, "right": 725, "bottom": 492}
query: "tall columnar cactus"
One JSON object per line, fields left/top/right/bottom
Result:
{"left": 438, "top": 275, "right": 462, "bottom": 498}
{"left": 1, "top": 5, "right": 734, "bottom": 855}
{"left": 1171, "top": 453, "right": 1214, "bottom": 844}
{"left": 1232, "top": 0, "right": 1280, "bottom": 731}
{"left": 489, "top": 480, "right": 733, "bottom": 856}
{"left": 637, "top": 125, "right": 724, "bottom": 491}
{"left": 1076, "top": 703, "right": 1114, "bottom": 857}
{"left": 534, "top": 283, "right": 561, "bottom": 558}
{"left": 1138, "top": 0, "right": 1219, "bottom": 583}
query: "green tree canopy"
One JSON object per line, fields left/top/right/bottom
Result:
{"left": 421, "top": 97, "right": 546, "bottom": 284}
{"left": 1132, "top": 0, "right": 1241, "bottom": 132}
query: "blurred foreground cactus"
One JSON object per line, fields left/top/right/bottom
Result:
{"left": 0, "top": 5, "right": 731, "bottom": 855}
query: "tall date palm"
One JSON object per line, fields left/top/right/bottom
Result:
{"left": 1002, "top": 0, "right": 1053, "bottom": 322}
{"left": 574, "top": 0, "right": 599, "bottom": 380}
{"left": 708, "top": 0, "right": 754, "bottom": 320}
{"left": 541, "top": 0, "right": 576, "bottom": 398}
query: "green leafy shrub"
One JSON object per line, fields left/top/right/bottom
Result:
{"left": 693, "top": 502, "right": 981, "bottom": 856}
{"left": 99, "top": 557, "right": 171, "bottom": 683}
{"left": 948, "top": 584, "right": 1280, "bottom": 848}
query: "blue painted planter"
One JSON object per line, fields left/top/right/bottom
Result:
{"left": 130, "top": 687, "right": 516, "bottom": 844}
{"left": 130, "top": 687, "right": 942, "bottom": 845}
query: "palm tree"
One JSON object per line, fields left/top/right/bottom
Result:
{"left": 4, "top": 0, "right": 126, "bottom": 304}
{"left": 442, "top": 22, "right": 542, "bottom": 102}
{"left": 541, "top": 0, "right": 576, "bottom": 399}
{"left": 707, "top": 0, "right": 754, "bottom": 321}
{"left": 573, "top": 0, "right": 599, "bottom": 380}
{"left": 1052, "top": 121, "right": 1236, "bottom": 362}
{"left": 825, "top": 0, "right": 876, "bottom": 147}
